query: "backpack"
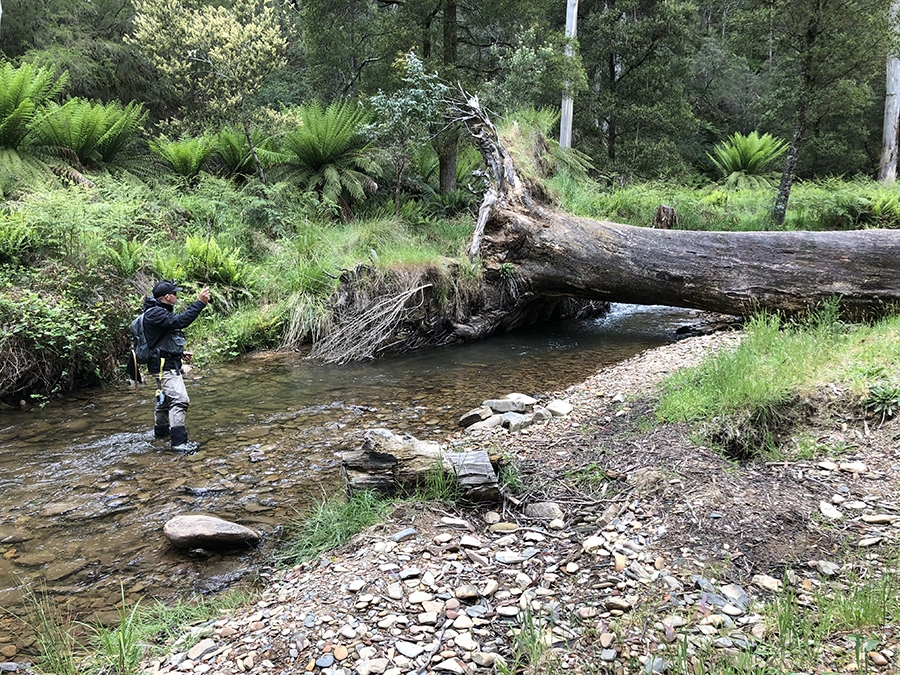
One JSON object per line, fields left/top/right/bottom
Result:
{"left": 131, "top": 313, "right": 154, "bottom": 365}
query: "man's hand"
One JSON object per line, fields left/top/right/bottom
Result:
{"left": 199, "top": 286, "right": 211, "bottom": 304}
{"left": 183, "top": 351, "right": 193, "bottom": 364}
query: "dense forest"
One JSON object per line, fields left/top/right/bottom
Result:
{"left": 1, "top": 0, "right": 899, "bottom": 405}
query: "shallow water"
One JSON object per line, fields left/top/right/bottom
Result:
{"left": 0, "top": 304, "right": 707, "bottom": 632}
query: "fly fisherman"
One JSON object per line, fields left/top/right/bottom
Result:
{"left": 143, "top": 280, "right": 211, "bottom": 453}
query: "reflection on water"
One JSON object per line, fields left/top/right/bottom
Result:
{"left": 0, "top": 304, "right": 708, "bottom": 631}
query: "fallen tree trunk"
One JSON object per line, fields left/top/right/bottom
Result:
{"left": 449, "top": 93, "right": 900, "bottom": 325}
{"left": 307, "top": 96, "right": 900, "bottom": 364}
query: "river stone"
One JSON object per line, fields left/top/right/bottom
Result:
{"left": 501, "top": 412, "right": 533, "bottom": 431}
{"left": 459, "top": 406, "right": 493, "bottom": 428}
{"left": 44, "top": 561, "right": 84, "bottom": 582}
{"left": 505, "top": 392, "right": 538, "bottom": 405}
{"left": 466, "top": 416, "right": 504, "bottom": 432}
{"left": 751, "top": 574, "right": 782, "bottom": 592}
{"left": 13, "top": 551, "right": 55, "bottom": 567}
{"left": 187, "top": 638, "right": 217, "bottom": 661}
{"left": 163, "top": 515, "right": 260, "bottom": 550}
{"left": 546, "top": 399, "right": 573, "bottom": 416}
{"left": 482, "top": 398, "right": 526, "bottom": 413}
{"left": 524, "top": 502, "right": 564, "bottom": 520}
{"left": 819, "top": 501, "right": 842, "bottom": 520}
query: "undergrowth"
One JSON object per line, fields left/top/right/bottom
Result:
{"left": 656, "top": 301, "right": 900, "bottom": 460}
{"left": 276, "top": 490, "right": 391, "bottom": 566}
{"left": 5, "top": 582, "right": 255, "bottom": 675}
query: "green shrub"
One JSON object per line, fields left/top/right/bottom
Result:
{"left": 0, "top": 271, "right": 130, "bottom": 402}
{"left": 149, "top": 136, "right": 214, "bottom": 179}
{"left": 277, "top": 101, "right": 381, "bottom": 219}
{"left": 183, "top": 235, "right": 253, "bottom": 290}
{"left": 277, "top": 491, "right": 390, "bottom": 566}
{"left": 0, "top": 62, "right": 68, "bottom": 151}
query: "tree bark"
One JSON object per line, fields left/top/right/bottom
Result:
{"left": 879, "top": 53, "right": 900, "bottom": 182}
{"left": 879, "top": 0, "right": 900, "bottom": 183}
{"left": 449, "top": 93, "right": 900, "bottom": 326}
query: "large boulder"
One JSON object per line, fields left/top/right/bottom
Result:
{"left": 163, "top": 515, "right": 260, "bottom": 550}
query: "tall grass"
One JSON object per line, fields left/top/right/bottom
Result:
{"left": 6, "top": 581, "right": 256, "bottom": 675}
{"left": 657, "top": 303, "right": 900, "bottom": 458}
{"left": 277, "top": 491, "right": 391, "bottom": 566}
{"left": 547, "top": 176, "right": 900, "bottom": 231}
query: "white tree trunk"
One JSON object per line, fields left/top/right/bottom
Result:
{"left": 879, "top": 0, "right": 900, "bottom": 183}
{"left": 559, "top": 0, "right": 578, "bottom": 149}
{"left": 879, "top": 53, "right": 900, "bottom": 182}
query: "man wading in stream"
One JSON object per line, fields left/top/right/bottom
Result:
{"left": 142, "top": 280, "right": 211, "bottom": 453}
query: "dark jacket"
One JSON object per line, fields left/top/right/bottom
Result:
{"left": 141, "top": 296, "right": 207, "bottom": 373}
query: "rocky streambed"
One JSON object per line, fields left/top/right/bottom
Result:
{"left": 128, "top": 331, "right": 900, "bottom": 675}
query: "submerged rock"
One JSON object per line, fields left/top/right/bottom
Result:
{"left": 163, "top": 515, "right": 260, "bottom": 550}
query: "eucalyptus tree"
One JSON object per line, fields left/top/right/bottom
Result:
{"left": 577, "top": 0, "right": 698, "bottom": 177}
{"left": 129, "top": 0, "right": 288, "bottom": 182}
{"left": 878, "top": 0, "right": 900, "bottom": 182}
{"left": 729, "top": 0, "right": 894, "bottom": 223}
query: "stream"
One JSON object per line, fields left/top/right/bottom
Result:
{"left": 0, "top": 304, "right": 709, "bottom": 641}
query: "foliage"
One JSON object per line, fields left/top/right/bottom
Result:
{"left": 578, "top": 0, "right": 698, "bottom": 178}
{"left": 0, "top": 271, "right": 130, "bottom": 403}
{"left": 82, "top": 584, "right": 144, "bottom": 675}
{"left": 368, "top": 53, "right": 450, "bottom": 210}
{"left": 129, "top": 0, "right": 287, "bottom": 118}
{"left": 277, "top": 491, "right": 391, "bottom": 566}
{"left": 0, "top": 61, "right": 68, "bottom": 150}
{"left": 707, "top": 131, "right": 788, "bottom": 189}
{"left": 28, "top": 98, "right": 146, "bottom": 168}
{"left": 0, "top": 210, "right": 41, "bottom": 264}
{"left": 105, "top": 239, "right": 146, "bottom": 277}
{"left": 499, "top": 108, "right": 595, "bottom": 186}
{"left": 149, "top": 136, "right": 214, "bottom": 180}
{"left": 548, "top": 177, "right": 900, "bottom": 231}
{"left": 210, "top": 126, "right": 279, "bottom": 181}
{"left": 481, "top": 27, "right": 588, "bottom": 114}
{"left": 16, "top": 583, "right": 80, "bottom": 675}
{"left": 183, "top": 235, "right": 253, "bottom": 293}
{"left": 278, "top": 101, "right": 381, "bottom": 219}
{"left": 865, "top": 380, "right": 900, "bottom": 423}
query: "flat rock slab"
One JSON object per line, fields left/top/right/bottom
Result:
{"left": 163, "top": 515, "right": 260, "bottom": 550}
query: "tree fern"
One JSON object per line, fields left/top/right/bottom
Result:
{"left": 27, "top": 98, "right": 146, "bottom": 168}
{"left": 708, "top": 131, "right": 788, "bottom": 189}
{"left": 149, "top": 136, "right": 214, "bottom": 179}
{"left": 0, "top": 62, "right": 68, "bottom": 150}
{"left": 211, "top": 126, "right": 279, "bottom": 180}
{"left": 277, "top": 101, "right": 381, "bottom": 219}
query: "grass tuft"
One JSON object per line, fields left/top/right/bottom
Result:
{"left": 277, "top": 491, "right": 391, "bottom": 566}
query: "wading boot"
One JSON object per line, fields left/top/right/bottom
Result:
{"left": 154, "top": 425, "right": 170, "bottom": 439}
{"left": 170, "top": 426, "right": 200, "bottom": 454}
